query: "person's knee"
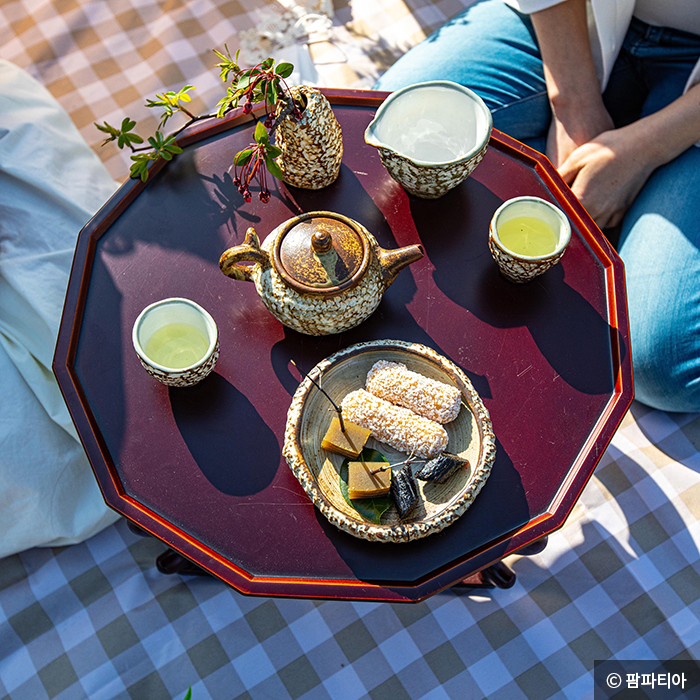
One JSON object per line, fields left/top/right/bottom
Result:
{"left": 630, "top": 310, "right": 700, "bottom": 413}
{"left": 374, "top": 0, "right": 545, "bottom": 110}
{"left": 620, "top": 152, "right": 700, "bottom": 414}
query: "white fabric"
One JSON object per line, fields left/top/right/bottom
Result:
{"left": 0, "top": 59, "right": 120, "bottom": 559}
{"left": 504, "top": 0, "right": 700, "bottom": 94}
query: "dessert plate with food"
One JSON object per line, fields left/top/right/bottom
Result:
{"left": 283, "top": 340, "right": 496, "bottom": 543}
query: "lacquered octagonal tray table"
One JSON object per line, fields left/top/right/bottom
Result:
{"left": 54, "top": 88, "right": 633, "bottom": 602}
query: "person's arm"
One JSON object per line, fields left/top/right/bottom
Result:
{"left": 531, "top": 0, "right": 700, "bottom": 229}
{"left": 558, "top": 82, "right": 700, "bottom": 228}
{"left": 530, "top": 0, "right": 613, "bottom": 167}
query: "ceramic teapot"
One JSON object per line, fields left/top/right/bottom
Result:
{"left": 219, "top": 211, "right": 424, "bottom": 335}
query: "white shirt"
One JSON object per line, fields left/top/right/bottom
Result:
{"left": 504, "top": 0, "right": 700, "bottom": 93}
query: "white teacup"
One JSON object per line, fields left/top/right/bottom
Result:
{"left": 488, "top": 196, "right": 571, "bottom": 283}
{"left": 132, "top": 298, "right": 219, "bottom": 387}
{"left": 365, "top": 80, "right": 492, "bottom": 199}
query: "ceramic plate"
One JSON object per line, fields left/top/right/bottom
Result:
{"left": 283, "top": 340, "right": 496, "bottom": 543}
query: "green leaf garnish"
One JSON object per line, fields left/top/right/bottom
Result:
{"left": 254, "top": 121, "right": 269, "bottom": 144}
{"left": 275, "top": 62, "right": 294, "bottom": 78}
{"left": 264, "top": 154, "right": 285, "bottom": 180}
{"left": 95, "top": 50, "right": 298, "bottom": 196}
{"left": 339, "top": 449, "right": 393, "bottom": 525}
{"left": 235, "top": 148, "right": 254, "bottom": 166}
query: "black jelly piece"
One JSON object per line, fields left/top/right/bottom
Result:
{"left": 415, "top": 452, "right": 469, "bottom": 484}
{"left": 390, "top": 465, "right": 418, "bottom": 518}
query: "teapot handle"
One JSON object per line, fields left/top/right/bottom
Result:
{"left": 219, "top": 227, "right": 269, "bottom": 282}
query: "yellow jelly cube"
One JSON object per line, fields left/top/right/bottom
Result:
{"left": 347, "top": 461, "right": 392, "bottom": 499}
{"left": 321, "top": 416, "right": 370, "bottom": 458}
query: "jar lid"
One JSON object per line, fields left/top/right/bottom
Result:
{"left": 273, "top": 212, "right": 370, "bottom": 295}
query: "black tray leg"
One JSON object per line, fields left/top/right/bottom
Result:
{"left": 454, "top": 561, "right": 516, "bottom": 590}
{"left": 453, "top": 537, "right": 548, "bottom": 590}
{"left": 156, "top": 549, "right": 211, "bottom": 577}
{"left": 127, "top": 519, "right": 211, "bottom": 577}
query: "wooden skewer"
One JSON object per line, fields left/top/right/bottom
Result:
{"left": 291, "top": 360, "right": 346, "bottom": 432}
{"left": 369, "top": 452, "right": 420, "bottom": 474}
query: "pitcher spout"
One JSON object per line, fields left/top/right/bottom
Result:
{"left": 378, "top": 244, "right": 424, "bottom": 289}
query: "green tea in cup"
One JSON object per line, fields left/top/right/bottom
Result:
{"left": 488, "top": 196, "right": 571, "bottom": 283}
{"left": 133, "top": 298, "right": 219, "bottom": 386}
{"left": 496, "top": 216, "right": 559, "bottom": 257}
{"left": 145, "top": 322, "right": 210, "bottom": 369}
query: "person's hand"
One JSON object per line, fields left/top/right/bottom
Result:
{"left": 558, "top": 122, "right": 656, "bottom": 229}
{"left": 546, "top": 102, "right": 614, "bottom": 168}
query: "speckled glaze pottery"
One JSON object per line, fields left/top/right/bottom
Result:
{"left": 219, "top": 211, "right": 424, "bottom": 335}
{"left": 274, "top": 85, "right": 343, "bottom": 189}
{"left": 283, "top": 340, "right": 496, "bottom": 542}
{"left": 132, "top": 298, "right": 219, "bottom": 387}
{"left": 365, "top": 81, "right": 492, "bottom": 199}
{"left": 488, "top": 196, "right": 571, "bottom": 283}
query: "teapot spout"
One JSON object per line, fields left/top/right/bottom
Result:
{"left": 378, "top": 244, "right": 424, "bottom": 289}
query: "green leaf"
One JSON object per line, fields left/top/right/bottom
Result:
{"left": 339, "top": 449, "right": 393, "bottom": 525}
{"left": 254, "top": 121, "right": 269, "bottom": 144}
{"left": 177, "top": 85, "right": 196, "bottom": 102}
{"left": 261, "top": 57, "right": 274, "bottom": 70}
{"left": 234, "top": 148, "right": 254, "bottom": 166}
{"left": 183, "top": 688, "right": 192, "bottom": 700}
{"left": 95, "top": 121, "right": 117, "bottom": 135}
{"left": 275, "top": 62, "right": 294, "bottom": 78}
{"left": 148, "top": 132, "right": 166, "bottom": 149}
{"left": 266, "top": 144, "right": 282, "bottom": 158}
{"left": 268, "top": 80, "right": 278, "bottom": 105}
{"left": 125, "top": 132, "right": 144, "bottom": 145}
{"left": 264, "top": 155, "right": 285, "bottom": 180}
{"left": 216, "top": 88, "right": 238, "bottom": 117}
{"left": 129, "top": 158, "right": 150, "bottom": 182}
{"left": 164, "top": 144, "right": 183, "bottom": 154}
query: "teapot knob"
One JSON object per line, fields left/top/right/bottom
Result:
{"left": 311, "top": 229, "right": 333, "bottom": 254}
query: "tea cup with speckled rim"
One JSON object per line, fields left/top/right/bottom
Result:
{"left": 132, "top": 298, "right": 219, "bottom": 387}
{"left": 488, "top": 196, "right": 571, "bottom": 283}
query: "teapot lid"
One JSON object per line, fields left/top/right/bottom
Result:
{"left": 272, "top": 212, "right": 370, "bottom": 295}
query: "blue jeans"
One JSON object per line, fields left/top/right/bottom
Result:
{"left": 375, "top": 0, "right": 700, "bottom": 412}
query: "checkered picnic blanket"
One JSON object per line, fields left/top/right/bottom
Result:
{"left": 1, "top": 1, "right": 700, "bottom": 698}
{"left": 2, "top": 405, "right": 700, "bottom": 700}
{"left": 0, "top": 0, "right": 471, "bottom": 182}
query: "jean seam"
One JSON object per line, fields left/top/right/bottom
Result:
{"left": 491, "top": 89, "right": 548, "bottom": 114}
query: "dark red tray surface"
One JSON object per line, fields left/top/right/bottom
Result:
{"left": 54, "top": 89, "right": 632, "bottom": 602}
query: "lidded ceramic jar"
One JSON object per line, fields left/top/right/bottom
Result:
{"left": 219, "top": 211, "right": 424, "bottom": 335}
{"left": 275, "top": 86, "right": 343, "bottom": 190}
